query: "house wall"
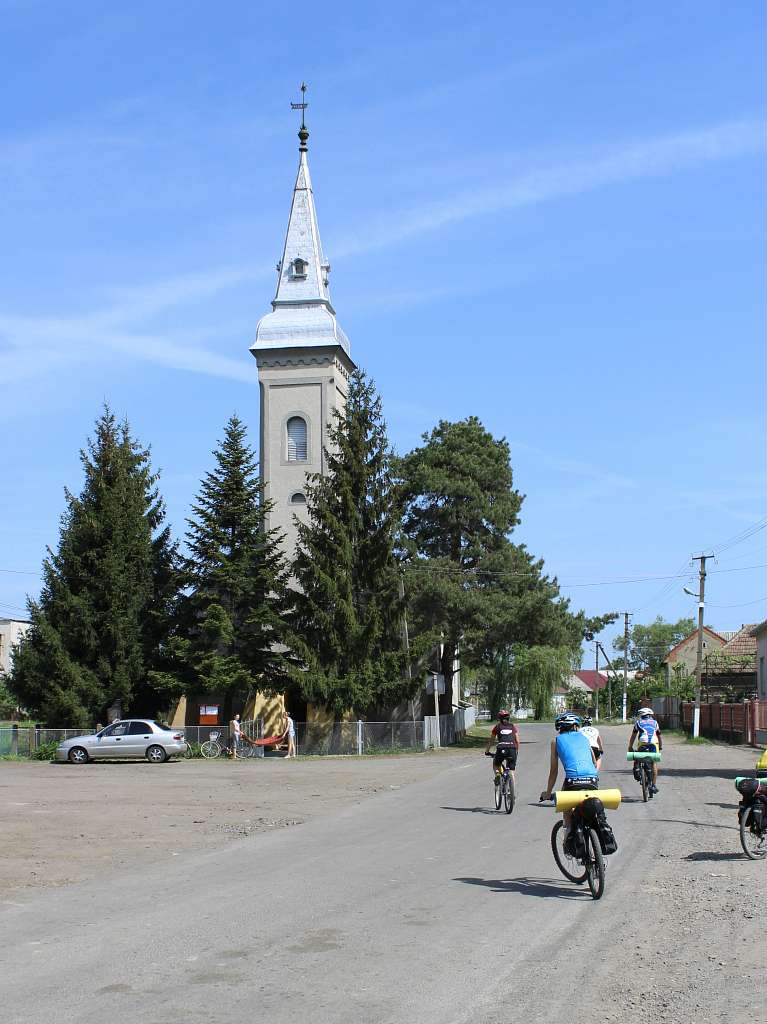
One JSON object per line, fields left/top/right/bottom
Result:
{"left": 0, "top": 619, "right": 30, "bottom": 676}
{"left": 757, "top": 630, "right": 767, "bottom": 699}
{"left": 665, "top": 630, "right": 726, "bottom": 679}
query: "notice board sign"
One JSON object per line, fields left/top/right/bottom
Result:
{"left": 199, "top": 704, "right": 220, "bottom": 725}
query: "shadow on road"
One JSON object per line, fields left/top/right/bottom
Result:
{"left": 705, "top": 802, "right": 738, "bottom": 810}
{"left": 454, "top": 876, "right": 590, "bottom": 900}
{"left": 684, "top": 851, "right": 743, "bottom": 862}
{"left": 440, "top": 806, "right": 499, "bottom": 815}
{"left": 660, "top": 768, "right": 753, "bottom": 780}
{"left": 654, "top": 818, "right": 737, "bottom": 831}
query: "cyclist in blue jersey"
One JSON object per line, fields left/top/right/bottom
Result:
{"left": 540, "top": 713, "right": 599, "bottom": 832}
{"left": 628, "top": 707, "right": 662, "bottom": 795}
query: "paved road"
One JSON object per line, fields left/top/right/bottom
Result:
{"left": 0, "top": 725, "right": 680, "bottom": 1023}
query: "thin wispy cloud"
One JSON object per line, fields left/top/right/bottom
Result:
{"left": 333, "top": 117, "right": 767, "bottom": 256}
{"left": 2, "top": 115, "right": 765, "bottom": 387}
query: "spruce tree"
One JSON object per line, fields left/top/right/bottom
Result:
{"left": 156, "top": 415, "right": 288, "bottom": 719}
{"left": 10, "top": 408, "right": 177, "bottom": 727}
{"left": 286, "top": 370, "right": 408, "bottom": 716}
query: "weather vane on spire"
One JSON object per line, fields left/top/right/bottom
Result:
{"left": 291, "top": 82, "right": 309, "bottom": 150}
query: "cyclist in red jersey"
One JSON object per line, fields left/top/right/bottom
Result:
{"left": 484, "top": 710, "right": 519, "bottom": 784}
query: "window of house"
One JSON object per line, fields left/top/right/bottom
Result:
{"left": 286, "top": 417, "right": 308, "bottom": 461}
{"left": 290, "top": 492, "right": 307, "bottom": 505}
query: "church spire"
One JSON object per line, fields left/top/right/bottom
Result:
{"left": 271, "top": 83, "right": 332, "bottom": 311}
{"left": 251, "top": 85, "right": 351, "bottom": 357}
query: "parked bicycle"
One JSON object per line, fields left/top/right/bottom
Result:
{"left": 199, "top": 730, "right": 259, "bottom": 759}
{"left": 735, "top": 777, "right": 767, "bottom": 860}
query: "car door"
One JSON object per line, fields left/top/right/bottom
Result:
{"left": 126, "top": 720, "right": 154, "bottom": 758}
{"left": 92, "top": 721, "right": 130, "bottom": 758}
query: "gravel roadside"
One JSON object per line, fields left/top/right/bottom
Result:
{"left": 0, "top": 750, "right": 464, "bottom": 895}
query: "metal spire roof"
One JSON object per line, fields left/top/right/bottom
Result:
{"left": 252, "top": 95, "right": 350, "bottom": 357}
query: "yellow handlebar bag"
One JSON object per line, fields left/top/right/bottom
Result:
{"left": 554, "top": 788, "right": 622, "bottom": 812}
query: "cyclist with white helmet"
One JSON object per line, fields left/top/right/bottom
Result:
{"left": 628, "top": 706, "right": 662, "bottom": 795}
{"left": 540, "top": 713, "right": 599, "bottom": 831}
{"left": 580, "top": 716, "right": 603, "bottom": 771}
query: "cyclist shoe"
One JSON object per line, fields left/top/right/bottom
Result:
{"left": 494, "top": 775, "right": 501, "bottom": 786}
{"left": 632, "top": 766, "right": 641, "bottom": 780}
{"left": 650, "top": 784, "right": 659, "bottom": 795}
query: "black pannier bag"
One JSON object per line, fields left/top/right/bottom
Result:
{"left": 581, "top": 796, "right": 618, "bottom": 855}
{"left": 751, "top": 796, "right": 767, "bottom": 832}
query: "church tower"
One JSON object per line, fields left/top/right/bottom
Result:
{"left": 251, "top": 92, "right": 355, "bottom": 557}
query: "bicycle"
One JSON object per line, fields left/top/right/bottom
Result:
{"left": 199, "top": 730, "right": 258, "bottom": 758}
{"left": 736, "top": 778, "right": 767, "bottom": 860}
{"left": 486, "top": 751, "right": 515, "bottom": 814}
{"left": 626, "top": 749, "right": 659, "bottom": 802}
{"left": 548, "top": 796, "right": 607, "bottom": 900}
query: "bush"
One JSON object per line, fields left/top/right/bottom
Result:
{"left": 31, "top": 740, "right": 59, "bottom": 761}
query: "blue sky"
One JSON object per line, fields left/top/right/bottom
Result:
{"left": 2, "top": 2, "right": 767, "bottom": 652}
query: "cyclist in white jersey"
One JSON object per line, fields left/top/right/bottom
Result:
{"left": 628, "top": 707, "right": 662, "bottom": 794}
{"left": 580, "top": 717, "right": 603, "bottom": 770}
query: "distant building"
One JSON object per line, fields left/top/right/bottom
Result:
{"left": 0, "top": 618, "right": 30, "bottom": 677}
{"left": 752, "top": 620, "right": 767, "bottom": 698}
{"left": 662, "top": 626, "right": 727, "bottom": 684}
{"left": 702, "top": 624, "right": 758, "bottom": 699}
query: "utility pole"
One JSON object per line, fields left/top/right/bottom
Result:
{"left": 398, "top": 573, "right": 415, "bottom": 727}
{"left": 596, "top": 641, "right": 620, "bottom": 721}
{"left": 692, "top": 554, "right": 711, "bottom": 739}
{"left": 622, "top": 612, "right": 630, "bottom": 723}
{"left": 594, "top": 642, "right": 599, "bottom": 722}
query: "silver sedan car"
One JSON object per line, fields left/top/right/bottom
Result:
{"left": 56, "top": 720, "right": 188, "bottom": 764}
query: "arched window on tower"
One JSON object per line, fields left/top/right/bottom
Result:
{"left": 286, "top": 416, "right": 308, "bottom": 462}
{"left": 290, "top": 492, "right": 306, "bottom": 505}
{"left": 292, "top": 257, "right": 307, "bottom": 279}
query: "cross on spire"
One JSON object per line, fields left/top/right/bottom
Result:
{"left": 291, "top": 82, "right": 309, "bottom": 149}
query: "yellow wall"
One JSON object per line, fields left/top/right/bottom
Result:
{"left": 244, "top": 692, "right": 286, "bottom": 737}
{"left": 168, "top": 696, "right": 186, "bottom": 728}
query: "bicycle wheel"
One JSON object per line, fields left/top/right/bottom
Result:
{"left": 200, "top": 740, "right": 220, "bottom": 759}
{"left": 503, "top": 773, "right": 515, "bottom": 815}
{"left": 640, "top": 764, "right": 649, "bottom": 803}
{"left": 585, "top": 829, "right": 606, "bottom": 900}
{"left": 493, "top": 773, "right": 502, "bottom": 810}
{"left": 739, "top": 808, "right": 767, "bottom": 860}
{"left": 551, "top": 821, "right": 587, "bottom": 883}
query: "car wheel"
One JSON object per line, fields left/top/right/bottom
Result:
{"left": 68, "top": 746, "right": 89, "bottom": 764}
{"left": 146, "top": 744, "right": 167, "bottom": 764}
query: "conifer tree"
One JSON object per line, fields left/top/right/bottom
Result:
{"left": 154, "top": 415, "right": 288, "bottom": 718}
{"left": 398, "top": 417, "right": 615, "bottom": 709}
{"left": 286, "top": 371, "right": 408, "bottom": 716}
{"left": 10, "top": 408, "right": 177, "bottom": 727}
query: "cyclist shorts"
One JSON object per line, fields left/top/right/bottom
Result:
{"left": 638, "top": 743, "right": 657, "bottom": 753}
{"left": 563, "top": 778, "right": 598, "bottom": 791}
{"left": 494, "top": 745, "right": 518, "bottom": 770}
{"left": 590, "top": 746, "right": 600, "bottom": 761}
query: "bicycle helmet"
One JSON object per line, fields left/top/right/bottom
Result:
{"left": 582, "top": 716, "right": 593, "bottom": 726}
{"left": 637, "top": 707, "right": 654, "bottom": 718}
{"left": 555, "top": 712, "right": 581, "bottom": 731}
{"left": 497, "top": 709, "right": 510, "bottom": 720}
